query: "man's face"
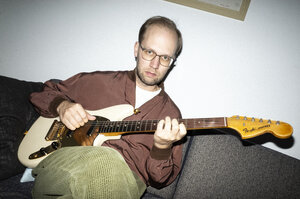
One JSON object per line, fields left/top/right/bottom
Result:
{"left": 134, "top": 25, "right": 178, "bottom": 91}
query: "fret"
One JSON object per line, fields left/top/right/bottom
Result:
{"left": 152, "top": 120, "right": 158, "bottom": 131}
{"left": 147, "top": 120, "right": 152, "bottom": 131}
{"left": 128, "top": 121, "right": 133, "bottom": 132}
{"left": 111, "top": 121, "right": 116, "bottom": 133}
{"left": 149, "top": 120, "right": 153, "bottom": 131}
{"left": 103, "top": 121, "right": 109, "bottom": 132}
{"left": 118, "top": 121, "right": 123, "bottom": 132}
{"left": 147, "top": 120, "right": 154, "bottom": 131}
{"left": 142, "top": 120, "right": 147, "bottom": 131}
{"left": 132, "top": 121, "right": 137, "bottom": 132}
{"left": 127, "top": 121, "right": 132, "bottom": 132}
{"left": 104, "top": 120, "right": 110, "bottom": 133}
{"left": 96, "top": 121, "right": 102, "bottom": 133}
{"left": 122, "top": 121, "right": 128, "bottom": 132}
{"left": 108, "top": 121, "right": 114, "bottom": 132}
{"left": 115, "top": 121, "right": 121, "bottom": 132}
{"left": 125, "top": 121, "right": 129, "bottom": 132}
{"left": 125, "top": 121, "right": 131, "bottom": 132}
{"left": 135, "top": 121, "right": 141, "bottom": 132}
{"left": 103, "top": 121, "right": 109, "bottom": 133}
{"left": 98, "top": 121, "right": 105, "bottom": 133}
{"left": 129, "top": 121, "right": 133, "bottom": 131}
{"left": 118, "top": 121, "right": 122, "bottom": 132}
{"left": 112, "top": 121, "right": 118, "bottom": 132}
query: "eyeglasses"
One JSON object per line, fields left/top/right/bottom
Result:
{"left": 139, "top": 44, "right": 175, "bottom": 67}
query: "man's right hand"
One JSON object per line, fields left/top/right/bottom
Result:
{"left": 56, "top": 100, "right": 96, "bottom": 130}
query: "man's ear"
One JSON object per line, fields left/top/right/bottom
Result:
{"left": 134, "top": 42, "right": 139, "bottom": 59}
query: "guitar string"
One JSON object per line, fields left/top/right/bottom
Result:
{"left": 56, "top": 119, "right": 227, "bottom": 132}
{"left": 56, "top": 119, "right": 226, "bottom": 125}
{"left": 56, "top": 121, "right": 226, "bottom": 127}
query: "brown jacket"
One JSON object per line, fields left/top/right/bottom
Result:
{"left": 30, "top": 70, "right": 183, "bottom": 187}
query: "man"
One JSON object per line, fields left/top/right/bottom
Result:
{"left": 30, "top": 16, "right": 186, "bottom": 198}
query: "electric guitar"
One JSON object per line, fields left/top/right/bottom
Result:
{"left": 18, "top": 104, "right": 293, "bottom": 168}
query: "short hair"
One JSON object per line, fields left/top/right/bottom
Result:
{"left": 138, "top": 16, "right": 183, "bottom": 59}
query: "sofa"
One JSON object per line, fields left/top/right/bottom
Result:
{"left": 0, "top": 75, "right": 299, "bottom": 199}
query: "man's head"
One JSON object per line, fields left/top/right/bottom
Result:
{"left": 134, "top": 16, "right": 183, "bottom": 91}
{"left": 138, "top": 16, "right": 183, "bottom": 59}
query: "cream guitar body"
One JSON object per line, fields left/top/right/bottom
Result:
{"left": 18, "top": 104, "right": 134, "bottom": 168}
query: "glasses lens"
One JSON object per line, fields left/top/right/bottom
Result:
{"left": 142, "top": 49, "right": 156, "bottom": 61}
{"left": 140, "top": 45, "right": 173, "bottom": 67}
{"left": 160, "top": 56, "right": 172, "bottom": 67}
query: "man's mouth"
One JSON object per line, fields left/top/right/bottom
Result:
{"left": 145, "top": 71, "right": 156, "bottom": 78}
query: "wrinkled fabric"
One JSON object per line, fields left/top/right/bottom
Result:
{"left": 32, "top": 146, "right": 146, "bottom": 199}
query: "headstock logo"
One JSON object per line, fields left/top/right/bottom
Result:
{"left": 243, "top": 124, "right": 270, "bottom": 133}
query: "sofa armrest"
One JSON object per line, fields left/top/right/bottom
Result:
{"left": 0, "top": 76, "right": 44, "bottom": 180}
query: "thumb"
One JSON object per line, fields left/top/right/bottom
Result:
{"left": 87, "top": 112, "right": 96, "bottom": 120}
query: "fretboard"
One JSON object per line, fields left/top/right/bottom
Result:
{"left": 88, "top": 118, "right": 227, "bottom": 134}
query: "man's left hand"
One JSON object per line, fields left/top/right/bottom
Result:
{"left": 154, "top": 116, "right": 187, "bottom": 149}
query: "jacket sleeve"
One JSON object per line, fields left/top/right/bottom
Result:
{"left": 30, "top": 73, "right": 83, "bottom": 117}
{"left": 146, "top": 141, "right": 184, "bottom": 188}
{"left": 144, "top": 104, "right": 184, "bottom": 188}
{"left": 30, "top": 71, "right": 128, "bottom": 117}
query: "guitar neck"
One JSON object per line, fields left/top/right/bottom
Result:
{"left": 95, "top": 117, "right": 227, "bottom": 135}
{"left": 180, "top": 117, "right": 227, "bottom": 130}
{"left": 96, "top": 116, "right": 293, "bottom": 140}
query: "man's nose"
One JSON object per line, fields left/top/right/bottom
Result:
{"left": 150, "top": 56, "right": 160, "bottom": 69}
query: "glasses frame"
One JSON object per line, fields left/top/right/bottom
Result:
{"left": 139, "top": 44, "right": 175, "bottom": 67}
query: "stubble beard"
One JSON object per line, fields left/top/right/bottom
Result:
{"left": 136, "top": 65, "right": 164, "bottom": 87}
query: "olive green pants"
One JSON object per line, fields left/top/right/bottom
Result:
{"left": 32, "top": 146, "right": 146, "bottom": 199}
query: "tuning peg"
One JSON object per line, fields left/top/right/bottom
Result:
{"left": 259, "top": 118, "right": 263, "bottom": 123}
{"left": 251, "top": 117, "right": 255, "bottom": 122}
{"left": 276, "top": 121, "right": 280, "bottom": 125}
{"left": 244, "top": 116, "right": 247, "bottom": 120}
{"left": 268, "top": 120, "right": 271, "bottom": 124}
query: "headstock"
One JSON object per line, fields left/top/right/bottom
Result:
{"left": 227, "top": 116, "right": 293, "bottom": 139}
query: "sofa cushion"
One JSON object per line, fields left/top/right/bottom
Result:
{"left": 0, "top": 76, "right": 43, "bottom": 180}
{"left": 0, "top": 173, "right": 33, "bottom": 199}
{"left": 173, "top": 130, "right": 300, "bottom": 198}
